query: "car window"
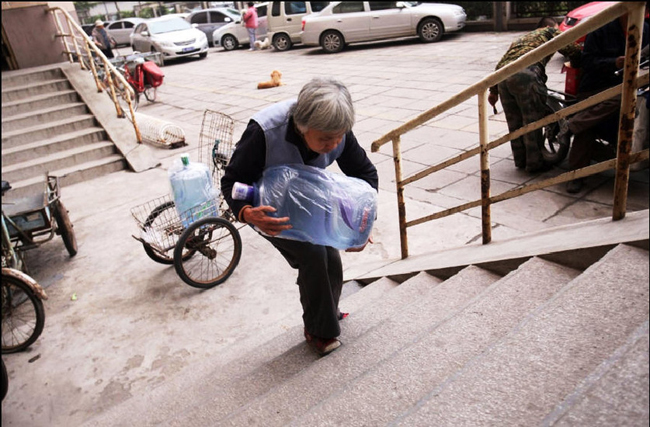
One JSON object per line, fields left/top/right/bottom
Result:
{"left": 310, "top": 2, "right": 329, "bottom": 12}
{"left": 134, "top": 23, "right": 146, "bottom": 34}
{"left": 107, "top": 22, "right": 123, "bottom": 30}
{"left": 333, "top": 2, "right": 364, "bottom": 13}
{"left": 123, "top": 21, "right": 136, "bottom": 29}
{"left": 257, "top": 5, "right": 268, "bottom": 17}
{"left": 210, "top": 11, "right": 229, "bottom": 23}
{"left": 369, "top": 2, "right": 399, "bottom": 11}
{"left": 285, "top": 1, "right": 306, "bottom": 15}
{"left": 272, "top": 2, "right": 280, "bottom": 16}
{"left": 191, "top": 12, "right": 208, "bottom": 24}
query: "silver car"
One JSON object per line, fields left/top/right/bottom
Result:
{"left": 212, "top": 2, "right": 269, "bottom": 51}
{"left": 301, "top": 1, "right": 466, "bottom": 53}
{"left": 130, "top": 16, "right": 209, "bottom": 60}
{"left": 105, "top": 18, "right": 145, "bottom": 47}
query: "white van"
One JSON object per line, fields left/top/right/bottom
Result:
{"left": 267, "top": 1, "right": 330, "bottom": 51}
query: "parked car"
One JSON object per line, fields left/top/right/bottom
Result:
{"left": 267, "top": 1, "right": 331, "bottom": 51}
{"left": 212, "top": 2, "right": 269, "bottom": 50}
{"left": 130, "top": 16, "right": 209, "bottom": 60}
{"left": 186, "top": 7, "right": 242, "bottom": 46}
{"left": 559, "top": 1, "right": 616, "bottom": 44}
{"left": 301, "top": 1, "right": 466, "bottom": 53}
{"left": 106, "top": 18, "right": 146, "bottom": 46}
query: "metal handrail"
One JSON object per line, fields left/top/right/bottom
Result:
{"left": 371, "top": 1, "right": 647, "bottom": 259}
{"left": 46, "top": 6, "right": 142, "bottom": 144}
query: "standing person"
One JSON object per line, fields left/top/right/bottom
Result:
{"left": 563, "top": 12, "right": 649, "bottom": 193}
{"left": 91, "top": 20, "right": 116, "bottom": 59}
{"left": 488, "top": 17, "right": 582, "bottom": 173}
{"left": 221, "top": 77, "right": 378, "bottom": 356}
{"left": 243, "top": 2, "right": 259, "bottom": 51}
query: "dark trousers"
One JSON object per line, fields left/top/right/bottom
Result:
{"left": 567, "top": 93, "right": 620, "bottom": 169}
{"left": 264, "top": 236, "right": 342, "bottom": 339}
{"left": 498, "top": 65, "right": 549, "bottom": 172}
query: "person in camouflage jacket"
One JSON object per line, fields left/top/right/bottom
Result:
{"left": 488, "top": 17, "right": 582, "bottom": 173}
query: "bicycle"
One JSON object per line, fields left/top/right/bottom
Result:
{"left": 109, "top": 52, "right": 165, "bottom": 114}
{"left": 1, "top": 175, "right": 77, "bottom": 353}
{"left": 131, "top": 110, "right": 243, "bottom": 289}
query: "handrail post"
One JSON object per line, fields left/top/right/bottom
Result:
{"left": 49, "top": 9, "right": 74, "bottom": 63}
{"left": 478, "top": 89, "right": 492, "bottom": 244}
{"left": 612, "top": 1, "right": 644, "bottom": 220}
{"left": 63, "top": 14, "right": 85, "bottom": 70}
{"left": 392, "top": 136, "right": 409, "bottom": 259}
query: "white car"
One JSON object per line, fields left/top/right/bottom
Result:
{"left": 301, "top": 1, "right": 466, "bottom": 53}
{"left": 212, "top": 2, "right": 269, "bottom": 51}
{"left": 130, "top": 16, "right": 209, "bottom": 60}
{"left": 105, "top": 18, "right": 145, "bottom": 47}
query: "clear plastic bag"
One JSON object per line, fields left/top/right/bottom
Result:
{"left": 236, "top": 164, "right": 377, "bottom": 250}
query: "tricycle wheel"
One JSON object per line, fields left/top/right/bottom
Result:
{"left": 174, "top": 217, "right": 241, "bottom": 289}
{"left": 142, "top": 201, "right": 195, "bottom": 265}
{"left": 52, "top": 200, "right": 77, "bottom": 257}
{"left": 143, "top": 85, "right": 157, "bottom": 102}
{"left": 541, "top": 97, "right": 571, "bottom": 165}
{"left": 1, "top": 274, "right": 45, "bottom": 354}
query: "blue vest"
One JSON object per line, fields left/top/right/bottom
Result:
{"left": 252, "top": 99, "right": 346, "bottom": 169}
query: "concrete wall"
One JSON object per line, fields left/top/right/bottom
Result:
{"left": 1, "top": 1, "right": 78, "bottom": 69}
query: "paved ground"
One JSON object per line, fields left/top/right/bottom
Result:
{"left": 2, "top": 32, "right": 648, "bottom": 426}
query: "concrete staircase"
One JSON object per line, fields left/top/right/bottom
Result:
{"left": 1, "top": 66, "right": 127, "bottom": 200}
{"left": 85, "top": 239, "right": 649, "bottom": 426}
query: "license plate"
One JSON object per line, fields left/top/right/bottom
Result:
{"left": 182, "top": 47, "right": 194, "bottom": 52}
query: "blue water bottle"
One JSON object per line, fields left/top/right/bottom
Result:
{"left": 169, "top": 153, "right": 217, "bottom": 228}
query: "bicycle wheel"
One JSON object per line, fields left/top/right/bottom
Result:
{"left": 1, "top": 274, "right": 45, "bottom": 354}
{"left": 143, "top": 85, "right": 157, "bottom": 102}
{"left": 52, "top": 200, "right": 78, "bottom": 257}
{"left": 1, "top": 357, "right": 7, "bottom": 401}
{"left": 142, "top": 201, "right": 195, "bottom": 265}
{"left": 174, "top": 217, "right": 242, "bottom": 289}
{"left": 541, "top": 97, "right": 571, "bottom": 165}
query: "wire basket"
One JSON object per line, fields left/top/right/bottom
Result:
{"left": 131, "top": 194, "right": 226, "bottom": 254}
{"left": 198, "top": 110, "right": 235, "bottom": 184}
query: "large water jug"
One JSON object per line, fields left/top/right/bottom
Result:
{"left": 232, "top": 164, "right": 376, "bottom": 250}
{"left": 169, "top": 153, "right": 218, "bottom": 228}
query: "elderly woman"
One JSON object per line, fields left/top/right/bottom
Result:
{"left": 222, "top": 77, "right": 378, "bottom": 355}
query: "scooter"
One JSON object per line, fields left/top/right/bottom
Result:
{"left": 541, "top": 56, "right": 649, "bottom": 168}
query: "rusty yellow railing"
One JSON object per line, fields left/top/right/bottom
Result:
{"left": 372, "top": 1, "right": 648, "bottom": 259}
{"left": 46, "top": 6, "right": 142, "bottom": 144}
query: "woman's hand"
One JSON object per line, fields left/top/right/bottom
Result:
{"left": 242, "top": 205, "right": 292, "bottom": 236}
{"left": 345, "top": 232, "right": 374, "bottom": 252}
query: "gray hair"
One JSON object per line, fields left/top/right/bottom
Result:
{"left": 292, "top": 77, "right": 355, "bottom": 133}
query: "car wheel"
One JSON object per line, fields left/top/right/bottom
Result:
{"left": 272, "top": 33, "right": 292, "bottom": 51}
{"left": 222, "top": 35, "right": 238, "bottom": 51}
{"left": 321, "top": 30, "right": 344, "bottom": 54}
{"left": 418, "top": 18, "right": 443, "bottom": 43}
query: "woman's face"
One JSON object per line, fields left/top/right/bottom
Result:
{"left": 301, "top": 128, "right": 346, "bottom": 154}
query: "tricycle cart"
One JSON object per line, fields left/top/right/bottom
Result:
{"left": 131, "top": 110, "right": 243, "bottom": 289}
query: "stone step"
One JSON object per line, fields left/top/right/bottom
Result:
{"left": 1, "top": 78, "right": 72, "bottom": 103}
{"left": 1, "top": 90, "right": 80, "bottom": 117}
{"left": 396, "top": 244, "right": 649, "bottom": 426}
{"left": 85, "top": 273, "right": 433, "bottom": 426}
{"left": 2, "top": 114, "right": 97, "bottom": 148}
{"left": 0, "top": 67, "right": 64, "bottom": 89}
{"left": 541, "top": 320, "right": 649, "bottom": 427}
{"left": 295, "top": 257, "right": 580, "bottom": 426}
{"left": 1, "top": 127, "right": 107, "bottom": 166}
{"left": 2, "top": 141, "right": 118, "bottom": 183}
{"left": 2, "top": 102, "right": 89, "bottom": 132}
{"left": 3, "top": 155, "right": 127, "bottom": 201}
{"left": 2, "top": 102, "right": 89, "bottom": 133}
{"left": 210, "top": 266, "right": 500, "bottom": 427}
